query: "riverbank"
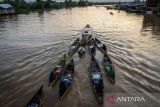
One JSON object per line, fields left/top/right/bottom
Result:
{"left": 0, "top": 0, "right": 92, "bottom": 15}
{"left": 103, "top": 2, "right": 160, "bottom": 17}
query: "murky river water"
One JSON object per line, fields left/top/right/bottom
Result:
{"left": 0, "top": 6, "right": 160, "bottom": 107}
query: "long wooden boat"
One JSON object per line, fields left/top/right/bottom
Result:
{"left": 89, "top": 57, "right": 104, "bottom": 104}
{"left": 59, "top": 59, "right": 74, "bottom": 101}
{"left": 95, "top": 38, "right": 115, "bottom": 84}
{"left": 102, "top": 54, "right": 115, "bottom": 84}
{"left": 89, "top": 72, "right": 103, "bottom": 104}
{"left": 27, "top": 85, "right": 43, "bottom": 107}
{"left": 82, "top": 25, "right": 93, "bottom": 43}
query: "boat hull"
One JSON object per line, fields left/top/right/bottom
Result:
{"left": 103, "top": 55, "right": 115, "bottom": 84}
{"left": 82, "top": 25, "right": 93, "bottom": 43}
{"left": 27, "top": 86, "right": 43, "bottom": 107}
{"left": 89, "top": 72, "right": 103, "bottom": 104}
{"left": 89, "top": 57, "right": 104, "bottom": 104}
{"left": 59, "top": 59, "right": 74, "bottom": 101}
{"left": 59, "top": 85, "right": 72, "bottom": 101}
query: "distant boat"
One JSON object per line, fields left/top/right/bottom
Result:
{"left": 110, "top": 12, "right": 113, "bottom": 15}
{"left": 50, "top": 13, "right": 55, "bottom": 15}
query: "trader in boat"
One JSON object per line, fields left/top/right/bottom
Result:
{"left": 91, "top": 73, "right": 104, "bottom": 93}
{"left": 59, "top": 74, "right": 72, "bottom": 97}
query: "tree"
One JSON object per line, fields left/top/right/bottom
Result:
{"left": 65, "top": 0, "right": 72, "bottom": 7}
{"left": 78, "top": 0, "right": 87, "bottom": 6}
{"left": 44, "top": 0, "right": 52, "bottom": 8}
{"left": 36, "top": 0, "right": 44, "bottom": 9}
{"left": 64, "top": 0, "right": 77, "bottom": 8}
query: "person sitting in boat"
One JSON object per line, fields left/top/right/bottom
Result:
{"left": 59, "top": 77, "right": 66, "bottom": 97}
{"left": 91, "top": 73, "right": 103, "bottom": 85}
{"left": 85, "top": 24, "right": 91, "bottom": 28}
{"left": 55, "top": 66, "right": 62, "bottom": 75}
{"left": 63, "top": 74, "right": 72, "bottom": 85}
{"left": 91, "top": 73, "right": 103, "bottom": 93}
{"left": 71, "top": 46, "right": 76, "bottom": 51}
{"left": 59, "top": 75, "right": 72, "bottom": 96}
{"left": 64, "top": 78, "right": 71, "bottom": 86}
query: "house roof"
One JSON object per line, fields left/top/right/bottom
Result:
{"left": 0, "top": 4, "right": 13, "bottom": 9}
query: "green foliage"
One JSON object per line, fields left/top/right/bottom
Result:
{"left": 80, "top": 40, "right": 86, "bottom": 47}
{"left": 1, "top": 0, "right": 90, "bottom": 14}
{"left": 35, "top": 0, "right": 44, "bottom": 9}
{"left": 65, "top": 0, "right": 78, "bottom": 8}
{"left": 52, "top": 3, "right": 65, "bottom": 9}
{"left": 44, "top": 0, "right": 52, "bottom": 9}
{"left": 78, "top": 0, "right": 88, "bottom": 6}
{"left": 52, "top": 53, "right": 66, "bottom": 71}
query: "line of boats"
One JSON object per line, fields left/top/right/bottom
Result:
{"left": 26, "top": 25, "right": 115, "bottom": 107}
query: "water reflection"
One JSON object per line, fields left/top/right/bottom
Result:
{"left": 142, "top": 15, "right": 160, "bottom": 40}
{"left": 0, "top": 15, "right": 18, "bottom": 30}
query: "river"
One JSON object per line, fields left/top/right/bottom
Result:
{"left": 0, "top": 6, "right": 160, "bottom": 107}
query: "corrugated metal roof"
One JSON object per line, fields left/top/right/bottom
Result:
{"left": 0, "top": 4, "right": 13, "bottom": 9}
